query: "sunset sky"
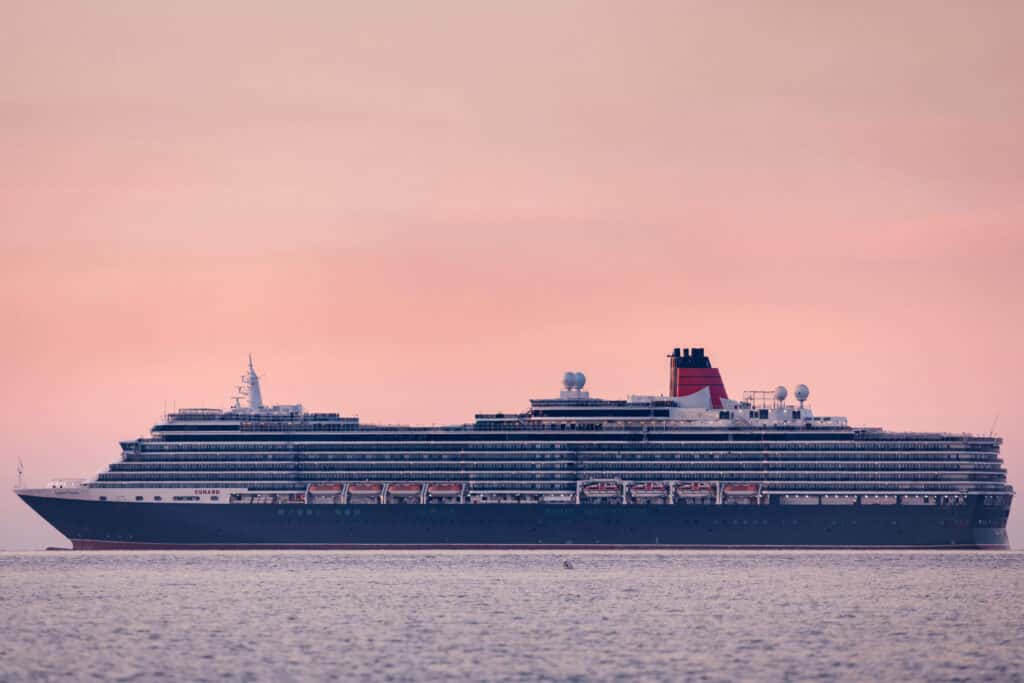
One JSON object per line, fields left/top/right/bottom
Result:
{"left": 1, "top": 1, "right": 1022, "bottom": 549}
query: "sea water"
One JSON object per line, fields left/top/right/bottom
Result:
{"left": 0, "top": 551, "right": 1022, "bottom": 681}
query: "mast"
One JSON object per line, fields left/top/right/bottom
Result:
{"left": 247, "top": 354, "right": 264, "bottom": 409}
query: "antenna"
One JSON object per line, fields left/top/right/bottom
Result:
{"left": 989, "top": 415, "right": 1000, "bottom": 437}
{"left": 16, "top": 458, "right": 23, "bottom": 489}
{"left": 246, "top": 355, "right": 264, "bottom": 409}
{"left": 231, "top": 356, "right": 264, "bottom": 410}
{"left": 232, "top": 373, "right": 246, "bottom": 409}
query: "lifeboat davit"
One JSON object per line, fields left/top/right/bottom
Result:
{"left": 427, "top": 483, "right": 462, "bottom": 496}
{"left": 387, "top": 483, "right": 423, "bottom": 496}
{"left": 307, "top": 483, "right": 343, "bottom": 494}
{"left": 347, "top": 483, "right": 383, "bottom": 496}
{"left": 723, "top": 483, "right": 759, "bottom": 496}
{"left": 676, "top": 482, "right": 716, "bottom": 497}
{"left": 630, "top": 482, "right": 668, "bottom": 498}
{"left": 582, "top": 482, "right": 622, "bottom": 498}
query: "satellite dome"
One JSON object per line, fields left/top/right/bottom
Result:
{"left": 774, "top": 385, "right": 788, "bottom": 402}
{"left": 574, "top": 372, "right": 586, "bottom": 390}
{"left": 794, "top": 384, "right": 810, "bottom": 402}
{"left": 563, "top": 372, "right": 577, "bottom": 390}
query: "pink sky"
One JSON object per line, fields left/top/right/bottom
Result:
{"left": 1, "top": 2, "right": 1022, "bottom": 549}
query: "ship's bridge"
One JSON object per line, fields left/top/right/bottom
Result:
{"left": 153, "top": 407, "right": 359, "bottom": 436}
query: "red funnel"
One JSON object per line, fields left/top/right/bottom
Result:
{"left": 668, "top": 347, "right": 729, "bottom": 409}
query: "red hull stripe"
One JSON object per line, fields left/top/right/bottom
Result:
{"left": 68, "top": 539, "right": 1009, "bottom": 551}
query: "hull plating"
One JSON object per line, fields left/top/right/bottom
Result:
{"left": 19, "top": 495, "right": 1010, "bottom": 550}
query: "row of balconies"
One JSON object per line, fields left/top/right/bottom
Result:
{"left": 94, "top": 470, "right": 1008, "bottom": 484}
{"left": 108, "top": 460, "right": 1006, "bottom": 473}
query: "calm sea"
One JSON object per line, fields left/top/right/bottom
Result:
{"left": 0, "top": 551, "right": 1022, "bottom": 682}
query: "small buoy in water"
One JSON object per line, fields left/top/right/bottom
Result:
{"left": 563, "top": 559, "right": 574, "bottom": 569}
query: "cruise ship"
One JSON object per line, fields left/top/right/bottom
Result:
{"left": 16, "top": 348, "right": 1013, "bottom": 549}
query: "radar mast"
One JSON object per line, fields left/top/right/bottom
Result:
{"left": 246, "top": 355, "right": 264, "bottom": 409}
{"left": 232, "top": 355, "right": 265, "bottom": 410}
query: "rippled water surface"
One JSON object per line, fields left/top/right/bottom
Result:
{"left": 1, "top": 551, "right": 1022, "bottom": 681}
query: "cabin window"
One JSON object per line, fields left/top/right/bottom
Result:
{"left": 154, "top": 496, "right": 162, "bottom": 501}
{"left": 210, "top": 495, "right": 219, "bottom": 501}
{"left": 135, "top": 496, "right": 143, "bottom": 501}
{"left": 99, "top": 496, "right": 107, "bottom": 501}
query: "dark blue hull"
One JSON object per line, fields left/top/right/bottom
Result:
{"left": 19, "top": 494, "right": 1010, "bottom": 549}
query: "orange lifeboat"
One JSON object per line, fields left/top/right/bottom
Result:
{"left": 723, "top": 483, "right": 759, "bottom": 496}
{"left": 427, "top": 483, "right": 462, "bottom": 496}
{"left": 348, "top": 483, "right": 383, "bottom": 496}
{"left": 676, "top": 482, "right": 716, "bottom": 498}
{"left": 582, "top": 482, "right": 622, "bottom": 498}
{"left": 308, "top": 484, "right": 343, "bottom": 494}
{"left": 387, "top": 483, "right": 423, "bottom": 496}
{"left": 630, "top": 482, "right": 668, "bottom": 498}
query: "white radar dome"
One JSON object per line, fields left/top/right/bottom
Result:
{"left": 563, "top": 372, "right": 577, "bottom": 390}
{"left": 574, "top": 372, "right": 586, "bottom": 390}
{"left": 774, "top": 385, "right": 788, "bottom": 402}
{"left": 794, "top": 384, "right": 810, "bottom": 402}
